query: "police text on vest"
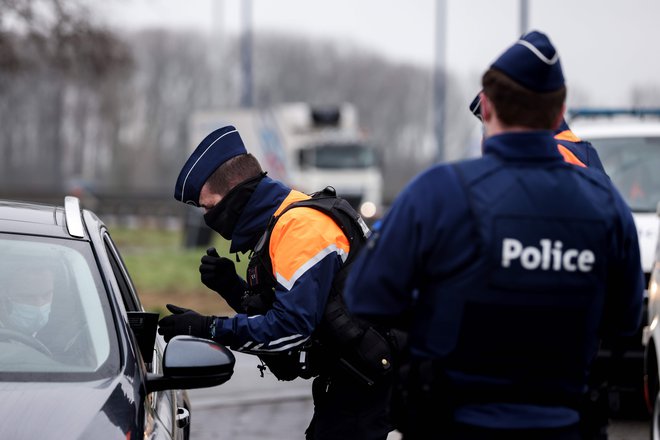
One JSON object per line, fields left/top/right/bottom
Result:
{"left": 501, "top": 238, "right": 595, "bottom": 272}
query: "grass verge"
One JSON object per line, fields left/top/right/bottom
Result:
{"left": 109, "top": 226, "right": 248, "bottom": 316}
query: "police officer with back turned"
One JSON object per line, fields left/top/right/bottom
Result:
{"left": 343, "top": 30, "right": 643, "bottom": 440}
{"left": 470, "top": 88, "right": 613, "bottom": 439}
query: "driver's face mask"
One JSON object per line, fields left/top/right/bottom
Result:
{"left": 8, "top": 301, "right": 51, "bottom": 335}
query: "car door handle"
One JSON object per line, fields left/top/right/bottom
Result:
{"left": 176, "top": 406, "right": 190, "bottom": 429}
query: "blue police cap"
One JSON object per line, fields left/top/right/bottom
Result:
{"left": 174, "top": 126, "right": 247, "bottom": 206}
{"left": 491, "top": 30, "right": 564, "bottom": 92}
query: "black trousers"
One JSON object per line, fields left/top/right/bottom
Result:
{"left": 305, "top": 368, "right": 394, "bottom": 440}
{"left": 402, "top": 422, "right": 582, "bottom": 440}
{"left": 396, "top": 359, "right": 599, "bottom": 440}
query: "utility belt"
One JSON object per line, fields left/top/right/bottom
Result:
{"left": 255, "top": 340, "right": 320, "bottom": 382}
{"left": 253, "top": 332, "right": 398, "bottom": 385}
{"left": 245, "top": 288, "right": 406, "bottom": 385}
{"left": 331, "top": 325, "right": 404, "bottom": 387}
{"left": 317, "top": 293, "right": 407, "bottom": 386}
{"left": 391, "top": 358, "right": 590, "bottom": 436}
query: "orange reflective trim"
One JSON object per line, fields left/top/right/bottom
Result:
{"left": 554, "top": 129, "right": 582, "bottom": 143}
{"left": 557, "top": 144, "right": 586, "bottom": 168}
{"left": 273, "top": 190, "right": 311, "bottom": 217}
{"left": 269, "top": 205, "right": 350, "bottom": 289}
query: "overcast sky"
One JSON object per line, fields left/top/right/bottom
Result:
{"left": 99, "top": 0, "right": 660, "bottom": 108}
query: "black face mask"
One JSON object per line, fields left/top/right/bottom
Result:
{"left": 203, "top": 173, "right": 265, "bottom": 240}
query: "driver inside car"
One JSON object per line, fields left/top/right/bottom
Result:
{"left": 0, "top": 267, "right": 54, "bottom": 337}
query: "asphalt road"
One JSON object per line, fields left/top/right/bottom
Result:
{"left": 187, "top": 351, "right": 314, "bottom": 440}
{"left": 187, "top": 352, "right": 650, "bottom": 440}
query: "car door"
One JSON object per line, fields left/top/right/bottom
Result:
{"left": 102, "top": 231, "right": 180, "bottom": 440}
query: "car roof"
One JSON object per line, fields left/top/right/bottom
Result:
{"left": 0, "top": 197, "right": 91, "bottom": 240}
{"left": 572, "top": 123, "right": 660, "bottom": 139}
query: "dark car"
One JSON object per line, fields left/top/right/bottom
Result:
{"left": 0, "top": 196, "right": 235, "bottom": 439}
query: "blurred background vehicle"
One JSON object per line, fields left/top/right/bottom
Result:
{"left": 645, "top": 200, "right": 660, "bottom": 437}
{"left": 570, "top": 108, "right": 660, "bottom": 418}
{"left": 0, "top": 196, "right": 235, "bottom": 439}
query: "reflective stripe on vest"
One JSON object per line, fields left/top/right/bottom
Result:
{"left": 557, "top": 144, "right": 587, "bottom": 168}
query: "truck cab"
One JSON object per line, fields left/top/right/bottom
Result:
{"left": 287, "top": 105, "right": 382, "bottom": 220}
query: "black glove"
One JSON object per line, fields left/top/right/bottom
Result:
{"left": 157, "top": 304, "right": 214, "bottom": 342}
{"left": 199, "top": 247, "right": 248, "bottom": 312}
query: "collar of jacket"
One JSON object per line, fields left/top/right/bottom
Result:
{"left": 230, "top": 175, "right": 292, "bottom": 254}
{"left": 483, "top": 130, "right": 564, "bottom": 163}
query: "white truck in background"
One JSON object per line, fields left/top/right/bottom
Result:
{"left": 189, "top": 102, "right": 383, "bottom": 221}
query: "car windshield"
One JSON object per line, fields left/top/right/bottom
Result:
{"left": 301, "top": 143, "right": 377, "bottom": 169}
{"left": 0, "top": 234, "right": 118, "bottom": 379}
{"left": 590, "top": 136, "right": 660, "bottom": 212}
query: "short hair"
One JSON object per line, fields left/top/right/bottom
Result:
{"left": 482, "top": 68, "right": 566, "bottom": 130}
{"left": 205, "top": 153, "right": 263, "bottom": 196}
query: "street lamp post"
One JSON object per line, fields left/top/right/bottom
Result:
{"left": 241, "top": 0, "right": 253, "bottom": 108}
{"left": 519, "top": 0, "right": 529, "bottom": 34}
{"left": 434, "top": 0, "right": 447, "bottom": 162}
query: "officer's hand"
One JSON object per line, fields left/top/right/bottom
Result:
{"left": 157, "top": 304, "right": 214, "bottom": 342}
{"left": 200, "top": 247, "right": 238, "bottom": 291}
{"left": 199, "top": 248, "right": 248, "bottom": 312}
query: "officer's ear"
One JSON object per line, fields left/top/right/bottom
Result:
{"left": 479, "top": 91, "right": 493, "bottom": 123}
{"left": 480, "top": 92, "right": 498, "bottom": 139}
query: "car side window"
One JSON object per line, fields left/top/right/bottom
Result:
{"left": 102, "top": 232, "right": 162, "bottom": 376}
{"left": 103, "top": 232, "right": 142, "bottom": 312}
{"left": 0, "top": 234, "right": 116, "bottom": 374}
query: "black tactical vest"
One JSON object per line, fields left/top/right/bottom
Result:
{"left": 244, "top": 186, "right": 368, "bottom": 313}
{"left": 243, "top": 187, "right": 394, "bottom": 384}
{"left": 443, "top": 156, "right": 611, "bottom": 403}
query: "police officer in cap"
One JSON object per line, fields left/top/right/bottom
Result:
{"left": 343, "top": 30, "right": 643, "bottom": 439}
{"left": 158, "top": 127, "right": 393, "bottom": 440}
{"left": 471, "top": 87, "right": 613, "bottom": 439}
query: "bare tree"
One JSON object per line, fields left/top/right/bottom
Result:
{"left": 0, "top": 23, "right": 476, "bottom": 204}
{"left": 0, "top": 0, "right": 131, "bottom": 194}
{"left": 250, "top": 32, "right": 467, "bottom": 200}
{"left": 102, "top": 29, "right": 224, "bottom": 191}
{"left": 0, "top": 0, "right": 130, "bottom": 75}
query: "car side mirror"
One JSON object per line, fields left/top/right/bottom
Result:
{"left": 146, "top": 335, "right": 235, "bottom": 393}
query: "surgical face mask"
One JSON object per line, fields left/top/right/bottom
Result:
{"left": 8, "top": 301, "right": 51, "bottom": 335}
